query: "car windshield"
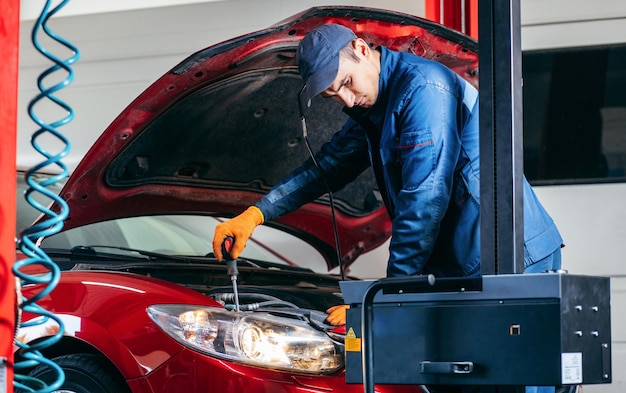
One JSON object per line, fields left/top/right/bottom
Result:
{"left": 39, "top": 214, "right": 331, "bottom": 273}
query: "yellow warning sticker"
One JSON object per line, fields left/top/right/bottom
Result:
{"left": 345, "top": 327, "right": 361, "bottom": 352}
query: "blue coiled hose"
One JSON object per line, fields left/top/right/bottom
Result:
{"left": 13, "top": 0, "right": 79, "bottom": 392}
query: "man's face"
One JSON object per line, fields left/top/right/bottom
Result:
{"left": 320, "top": 41, "right": 380, "bottom": 108}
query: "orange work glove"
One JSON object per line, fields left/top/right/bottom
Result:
{"left": 325, "top": 304, "right": 350, "bottom": 326}
{"left": 212, "top": 206, "right": 264, "bottom": 261}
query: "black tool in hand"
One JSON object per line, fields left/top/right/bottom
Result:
{"left": 221, "top": 236, "right": 240, "bottom": 312}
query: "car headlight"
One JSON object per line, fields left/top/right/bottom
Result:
{"left": 147, "top": 304, "right": 344, "bottom": 374}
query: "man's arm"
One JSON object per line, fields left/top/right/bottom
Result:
{"left": 386, "top": 83, "right": 463, "bottom": 276}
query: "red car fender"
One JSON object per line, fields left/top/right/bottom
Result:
{"left": 18, "top": 270, "right": 222, "bottom": 379}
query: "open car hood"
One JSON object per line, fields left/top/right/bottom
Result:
{"left": 55, "top": 6, "right": 478, "bottom": 270}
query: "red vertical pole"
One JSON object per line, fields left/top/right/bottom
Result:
{"left": 0, "top": 0, "right": 20, "bottom": 391}
{"left": 424, "top": 0, "right": 478, "bottom": 40}
{"left": 425, "top": 0, "right": 442, "bottom": 25}
{"left": 467, "top": 0, "right": 479, "bottom": 39}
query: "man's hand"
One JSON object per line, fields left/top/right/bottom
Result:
{"left": 212, "top": 206, "right": 264, "bottom": 261}
{"left": 325, "top": 304, "right": 350, "bottom": 326}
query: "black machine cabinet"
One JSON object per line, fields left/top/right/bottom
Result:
{"left": 342, "top": 273, "right": 611, "bottom": 387}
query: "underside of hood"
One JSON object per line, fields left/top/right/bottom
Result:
{"left": 54, "top": 6, "right": 478, "bottom": 268}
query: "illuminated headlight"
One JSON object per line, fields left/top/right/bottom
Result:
{"left": 147, "top": 304, "right": 344, "bottom": 374}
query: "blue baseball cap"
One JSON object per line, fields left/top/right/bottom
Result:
{"left": 297, "top": 24, "right": 357, "bottom": 105}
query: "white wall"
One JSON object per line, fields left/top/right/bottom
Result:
{"left": 19, "top": 0, "right": 226, "bottom": 20}
{"left": 521, "top": 0, "right": 626, "bottom": 50}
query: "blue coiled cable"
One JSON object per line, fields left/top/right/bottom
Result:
{"left": 13, "top": 0, "right": 79, "bottom": 392}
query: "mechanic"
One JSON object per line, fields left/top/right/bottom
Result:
{"left": 212, "top": 23, "right": 563, "bottom": 386}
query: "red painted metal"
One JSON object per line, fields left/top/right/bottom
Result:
{"left": 425, "top": 0, "right": 478, "bottom": 39}
{"left": 468, "top": 0, "right": 478, "bottom": 39}
{"left": 0, "top": 0, "right": 20, "bottom": 391}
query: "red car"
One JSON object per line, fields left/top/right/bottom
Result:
{"left": 14, "top": 6, "right": 477, "bottom": 393}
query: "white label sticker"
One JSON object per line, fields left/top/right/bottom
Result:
{"left": 562, "top": 352, "right": 583, "bottom": 384}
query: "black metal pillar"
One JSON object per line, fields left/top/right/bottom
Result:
{"left": 478, "top": 0, "right": 525, "bottom": 276}
{"left": 478, "top": 0, "right": 525, "bottom": 391}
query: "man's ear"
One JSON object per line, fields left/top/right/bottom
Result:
{"left": 353, "top": 38, "right": 371, "bottom": 59}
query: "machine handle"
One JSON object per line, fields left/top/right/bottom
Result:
{"left": 420, "top": 361, "right": 474, "bottom": 374}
